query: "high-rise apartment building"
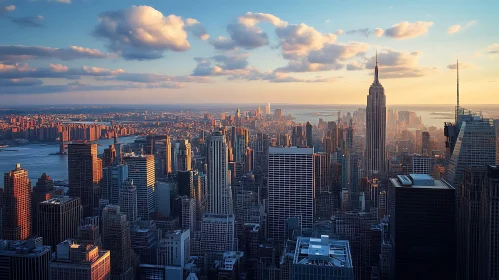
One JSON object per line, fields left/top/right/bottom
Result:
{"left": 365, "top": 54, "right": 386, "bottom": 176}
{"left": 49, "top": 239, "right": 111, "bottom": 280}
{"left": 31, "top": 173, "right": 55, "bottom": 235}
{"left": 124, "top": 155, "right": 155, "bottom": 220}
{"left": 268, "top": 147, "right": 314, "bottom": 246}
{"left": 68, "top": 143, "right": 102, "bottom": 217}
{"left": 102, "top": 205, "right": 133, "bottom": 279}
{"left": 0, "top": 237, "right": 52, "bottom": 280}
{"left": 38, "top": 197, "right": 82, "bottom": 249}
{"left": 102, "top": 163, "right": 128, "bottom": 205}
{"left": 388, "top": 174, "right": 455, "bottom": 280}
{"left": 3, "top": 164, "right": 32, "bottom": 241}
{"left": 207, "top": 130, "right": 233, "bottom": 215}
{"left": 479, "top": 165, "right": 499, "bottom": 280}
{"left": 119, "top": 180, "right": 138, "bottom": 224}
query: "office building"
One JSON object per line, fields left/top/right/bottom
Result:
{"left": 157, "top": 229, "right": 190, "bottom": 267}
{"left": 181, "top": 197, "right": 196, "bottom": 234}
{"left": 479, "top": 165, "right": 499, "bottom": 279}
{"left": 388, "top": 174, "right": 455, "bottom": 280}
{"left": 119, "top": 180, "right": 138, "bottom": 224}
{"left": 131, "top": 220, "right": 161, "bottom": 265}
{"left": 2, "top": 164, "right": 32, "bottom": 241}
{"left": 306, "top": 121, "right": 313, "bottom": 148}
{"left": 208, "top": 251, "right": 244, "bottom": 280}
{"left": 411, "top": 155, "right": 433, "bottom": 174}
{"left": 68, "top": 143, "right": 102, "bottom": 217}
{"left": 49, "top": 239, "right": 111, "bottom": 280}
{"left": 178, "top": 170, "right": 195, "bottom": 198}
{"left": 0, "top": 237, "right": 51, "bottom": 280}
{"left": 421, "top": 131, "right": 431, "bottom": 156}
{"left": 102, "top": 205, "right": 133, "bottom": 279}
{"left": 103, "top": 144, "right": 116, "bottom": 168}
{"left": 201, "top": 214, "right": 235, "bottom": 254}
{"left": 155, "top": 182, "right": 172, "bottom": 217}
{"left": 207, "top": 130, "right": 233, "bottom": 215}
{"left": 292, "top": 236, "right": 353, "bottom": 280}
{"left": 265, "top": 103, "right": 271, "bottom": 115}
{"left": 124, "top": 155, "right": 155, "bottom": 220}
{"left": 38, "top": 197, "right": 82, "bottom": 249}
{"left": 31, "top": 173, "right": 55, "bottom": 235}
{"left": 457, "top": 167, "right": 487, "bottom": 280}
{"left": 176, "top": 140, "right": 192, "bottom": 172}
{"left": 138, "top": 264, "right": 167, "bottom": 280}
{"left": 102, "top": 164, "right": 128, "bottom": 205}
{"left": 365, "top": 54, "right": 386, "bottom": 176}
{"left": 268, "top": 147, "right": 314, "bottom": 246}
{"left": 231, "top": 127, "right": 249, "bottom": 162}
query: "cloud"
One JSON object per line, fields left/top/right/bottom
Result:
{"left": 107, "top": 72, "right": 211, "bottom": 83}
{"left": 237, "top": 12, "right": 287, "bottom": 28}
{"left": 336, "top": 29, "right": 344, "bottom": 35}
{"left": 1, "top": 5, "right": 15, "bottom": 15}
{"left": 447, "top": 62, "right": 475, "bottom": 69}
{"left": 346, "top": 28, "right": 384, "bottom": 38}
{"left": 346, "top": 61, "right": 364, "bottom": 71}
{"left": 10, "top": 16, "right": 44, "bottom": 27}
{"left": 448, "top": 20, "right": 477, "bottom": 34}
{"left": 365, "top": 50, "right": 436, "bottom": 78}
{"left": 0, "top": 78, "right": 43, "bottom": 87}
{"left": 486, "top": 43, "right": 499, "bottom": 54}
{"left": 184, "top": 18, "right": 209, "bottom": 40}
{"left": 384, "top": 21, "right": 433, "bottom": 39}
{"left": 93, "top": 5, "right": 202, "bottom": 60}
{"left": 0, "top": 45, "right": 110, "bottom": 62}
{"left": 276, "top": 23, "right": 337, "bottom": 59}
{"left": 228, "top": 69, "right": 337, "bottom": 83}
{"left": 209, "top": 36, "right": 236, "bottom": 50}
{"left": 447, "top": 25, "right": 461, "bottom": 34}
{"left": 192, "top": 54, "right": 250, "bottom": 76}
{"left": 0, "top": 62, "right": 124, "bottom": 79}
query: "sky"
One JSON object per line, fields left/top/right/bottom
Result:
{"left": 0, "top": 0, "right": 497, "bottom": 105}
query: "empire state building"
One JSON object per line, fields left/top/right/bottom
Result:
{"left": 365, "top": 53, "right": 386, "bottom": 176}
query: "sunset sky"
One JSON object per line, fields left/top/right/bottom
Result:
{"left": 0, "top": 0, "right": 497, "bottom": 105}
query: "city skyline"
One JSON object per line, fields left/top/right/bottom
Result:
{"left": 1, "top": 1, "right": 498, "bottom": 105}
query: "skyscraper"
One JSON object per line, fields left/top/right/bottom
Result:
{"left": 479, "top": 165, "right": 499, "bottom": 280}
{"left": 0, "top": 237, "right": 52, "bottom": 280}
{"left": 119, "top": 180, "right": 138, "bottom": 224}
{"left": 2, "top": 164, "right": 32, "bottom": 241}
{"left": 306, "top": 121, "right": 313, "bottom": 148}
{"left": 102, "top": 205, "right": 133, "bottom": 279}
{"left": 265, "top": 103, "right": 271, "bottom": 115}
{"left": 38, "top": 197, "right": 82, "bottom": 249}
{"left": 421, "top": 131, "right": 431, "bottom": 156}
{"left": 103, "top": 144, "right": 116, "bottom": 167}
{"left": 124, "top": 155, "right": 155, "bottom": 220}
{"left": 365, "top": 53, "right": 386, "bottom": 176}
{"left": 207, "top": 130, "right": 232, "bottom": 215}
{"left": 31, "top": 173, "right": 55, "bottom": 235}
{"left": 268, "top": 147, "right": 314, "bottom": 246}
{"left": 176, "top": 139, "right": 192, "bottom": 172}
{"left": 388, "top": 174, "right": 455, "bottom": 280}
{"left": 68, "top": 143, "right": 102, "bottom": 217}
{"left": 102, "top": 163, "right": 128, "bottom": 205}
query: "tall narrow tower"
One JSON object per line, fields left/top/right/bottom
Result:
{"left": 2, "top": 164, "right": 32, "bottom": 240}
{"left": 207, "top": 130, "right": 232, "bottom": 215}
{"left": 365, "top": 51, "right": 387, "bottom": 176}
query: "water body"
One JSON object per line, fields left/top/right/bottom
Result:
{"left": 0, "top": 136, "right": 137, "bottom": 187}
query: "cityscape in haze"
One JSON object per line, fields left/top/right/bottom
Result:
{"left": 1, "top": 1, "right": 499, "bottom": 280}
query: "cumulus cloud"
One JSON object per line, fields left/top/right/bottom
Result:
{"left": 49, "top": 0, "right": 71, "bottom": 4}
{"left": 448, "top": 20, "right": 477, "bottom": 34}
{"left": 336, "top": 29, "right": 344, "bottom": 35}
{"left": 184, "top": 18, "right": 209, "bottom": 40}
{"left": 346, "top": 61, "right": 364, "bottom": 71}
{"left": 384, "top": 21, "right": 433, "bottom": 39}
{"left": 276, "top": 23, "right": 337, "bottom": 59}
{"left": 0, "top": 62, "right": 124, "bottom": 79}
{"left": 0, "top": 78, "right": 43, "bottom": 87}
{"left": 447, "top": 62, "right": 475, "bottom": 69}
{"left": 93, "top": 5, "right": 204, "bottom": 60}
{"left": 1, "top": 5, "right": 15, "bottom": 15}
{"left": 0, "top": 45, "right": 110, "bottom": 62}
{"left": 10, "top": 15, "right": 44, "bottom": 28}
{"left": 192, "top": 54, "right": 250, "bottom": 76}
{"left": 365, "top": 50, "right": 436, "bottom": 78}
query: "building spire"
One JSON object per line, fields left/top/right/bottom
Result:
{"left": 374, "top": 49, "right": 379, "bottom": 84}
{"left": 456, "top": 59, "right": 459, "bottom": 121}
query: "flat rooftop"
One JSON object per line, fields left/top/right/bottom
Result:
{"left": 391, "top": 174, "right": 453, "bottom": 189}
{"left": 40, "top": 196, "right": 75, "bottom": 204}
{"left": 269, "top": 147, "right": 314, "bottom": 154}
{"left": 293, "top": 236, "right": 352, "bottom": 268}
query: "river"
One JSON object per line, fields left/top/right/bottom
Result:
{"left": 0, "top": 136, "right": 137, "bottom": 187}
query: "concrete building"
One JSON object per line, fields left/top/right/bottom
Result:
{"left": 38, "top": 197, "right": 82, "bottom": 249}
{"left": 268, "top": 147, "right": 314, "bottom": 246}
{"left": 365, "top": 55, "right": 386, "bottom": 176}
{"left": 388, "top": 174, "right": 456, "bottom": 280}
{"left": 292, "top": 236, "right": 354, "bottom": 280}
{"left": 68, "top": 143, "right": 102, "bottom": 217}
{"left": 31, "top": 173, "right": 55, "bottom": 235}
{"left": 0, "top": 237, "right": 52, "bottom": 280}
{"left": 49, "top": 239, "right": 110, "bottom": 280}
{"left": 207, "top": 130, "right": 233, "bottom": 215}
{"left": 119, "top": 180, "right": 138, "bottom": 224}
{"left": 2, "top": 164, "right": 32, "bottom": 241}
{"left": 208, "top": 251, "right": 244, "bottom": 280}
{"left": 131, "top": 221, "right": 161, "bottom": 265}
{"left": 201, "top": 214, "right": 235, "bottom": 254}
{"left": 124, "top": 155, "right": 155, "bottom": 220}
{"left": 157, "top": 229, "right": 190, "bottom": 267}
{"left": 479, "top": 165, "right": 499, "bottom": 279}
{"left": 176, "top": 139, "right": 192, "bottom": 172}
{"left": 102, "top": 205, "right": 133, "bottom": 279}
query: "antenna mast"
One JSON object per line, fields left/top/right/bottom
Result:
{"left": 456, "top": 59, "right": 460, "bottom": 122}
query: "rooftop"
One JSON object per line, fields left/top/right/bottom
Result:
{"left": 269, "top": 147, "right": 314, "bottom": 154}
{"left": 391, "top": 174, "right": 453, "bottom": 189}
{"left": 40, "top": 196, "right": 76, "bottom": 204}
{"left": 293, "top": 235, "right": 352, "bottom": 268}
